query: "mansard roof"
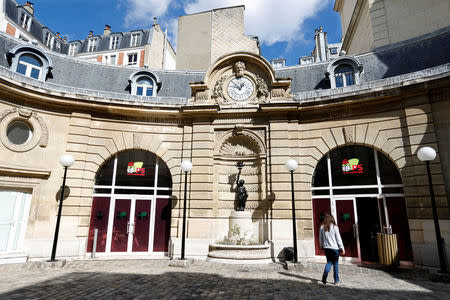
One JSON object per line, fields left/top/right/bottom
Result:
{"left": 0, "top": 29, "right": 449, "bottom": 104}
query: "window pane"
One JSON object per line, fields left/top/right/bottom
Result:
{"left": 345, "top": 72, "right": 355, "bottom": 86}
{"left": 16, "top": 63, "right": 27, "bottom": 75}
{"left": 95, "top": 157, "right": 115, "bottom": 186}
{"left": 110, "top": 55, "right": 116, "bottom": 64}
{"left": 335, "top": 65, "right": 353, "bottom": 74}
{"left": 7, "top": 121, "right": 32, "bottom": 145}
{"left": 312, "top": 156, "right": 329, "bottom": 187}
{"left": 146, "top": 88, "right": 153, "bottom": 96}
{"left": 137, "top": 77, "right": 152, "bottom": 85}
{"left": 115, "top": 150, "right": 156, "bottom": 187}
{"left": 30, "top": 68, "right": 40, "bottom": 79}
{"left": 335, "top": 74, "right": 343, "bottom": 87}
{"left": 19, "top": 54, "right": 41, "bottom": 67}
{"left": 378, "top": 152, "right": 402, "bottom": 184}
{"left": 157, "top": 160, "right": 172, "bottom": 188}
{"left": 136, "top": 86, "right": 143, "bottom": 95}
{"left": 330, "top": 145, "right": 377, "bottom": 186}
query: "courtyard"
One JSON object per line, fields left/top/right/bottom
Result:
{"left": 0, "top": 259, "right": 448, "bottom": 299}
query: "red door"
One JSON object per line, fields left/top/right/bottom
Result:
{"left": 132, "top": 199, "right": 151, "bottom": 252}
{"left": 336, "top": 200, "right": 358, "bottom": 258}
{"left": 153, "top": 198, "right": 171, "bottom": 252}
{"left": 111, "top": 199, "right": 131, "bottom": 252}
{"left": 385, "top": 197, "right": 413, "bottom": 261}
{"left": 313, "top": 198, "right": 331, "bottom": 256}
{"left": 87, "top": 197, "right": 110, "bottom": 252}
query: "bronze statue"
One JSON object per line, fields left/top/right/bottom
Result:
{"left": 235, "top": 161, "right": 248, "bottom": 211}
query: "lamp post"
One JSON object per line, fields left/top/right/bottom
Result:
{"left": 49, "top": 154, "right": 74, "bottom": 262}
{"left": 285, "top": 159, "right": 299, "bottom": 263}
{"left": 417, "top": 147, "right": 448, "bottom": 273}
{"left": 180, "top": 160, "right": 192, "bottom": 260}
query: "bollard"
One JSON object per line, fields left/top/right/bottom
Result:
{"left": 91, "top": 228, "right": 98, "bottom": 258}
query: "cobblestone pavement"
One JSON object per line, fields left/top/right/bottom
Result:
{"left": 0, "top": 259, "right": 449, "bottom": 299}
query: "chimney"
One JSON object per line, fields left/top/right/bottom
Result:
{"left": 24, "top": 2, "right": 34, "bottom": 15}
{"left": 56, "top": 32, "right": 60, "bottom": 38}
{"left": 103, "top": 25, "right": 111, "bottom": 36}
{"left": 63, "top": 37, "right": 67, "bottom": 42}
{"left": 153, "top": 17, "right": 157, "bottom": 26}
{"left": 88, "top": 30, "right": 93, "bottom": 38}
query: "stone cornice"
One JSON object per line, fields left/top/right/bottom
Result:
{"left": 0, "top": 163, "right": 51, "bottom": 178}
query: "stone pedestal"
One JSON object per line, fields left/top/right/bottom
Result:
{"left": 229, "top": 210, "right": 258, "bottom": 240}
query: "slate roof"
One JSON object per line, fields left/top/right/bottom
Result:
{"left": 0, "top": 28, "right": 449, "bottom": 100}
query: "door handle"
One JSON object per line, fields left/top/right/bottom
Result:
{"left": 353, "top": 224, "right": 359, "bottom": 238}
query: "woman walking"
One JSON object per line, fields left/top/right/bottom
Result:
{"left": 319, "top": 214, "right": 345, "bottom": 285}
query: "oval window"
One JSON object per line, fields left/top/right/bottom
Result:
{"left": 6, "top": 120, "right": 33, "bottom": 145}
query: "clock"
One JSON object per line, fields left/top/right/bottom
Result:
{"left": 227, "top": 77, "right": 254, "bottom": 101}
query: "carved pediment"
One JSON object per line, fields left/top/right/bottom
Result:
{"left": 189, "top": 52, "right": 292, "bottom": 107}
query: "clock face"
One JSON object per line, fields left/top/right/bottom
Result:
{"left": 227, "top": 77, "right": 254, "bottom": 101}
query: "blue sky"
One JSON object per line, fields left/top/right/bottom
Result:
{"left": 26, "top": 0, "right": 342, "bottom": 66}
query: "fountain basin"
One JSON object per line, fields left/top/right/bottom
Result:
{"left": 207, "top": 243, "right": 272, "bottom": 264}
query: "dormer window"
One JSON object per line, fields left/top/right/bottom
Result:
{"left": 110, "top": 36, "right": 120, "bottom": 50}
{"left": 130, "top": 33, "right": 140, "bottom": 47}
{"left": 87, "top": 39, "right": 98, "bottom": 52}
{"left": 20, "top": 13, "right": 32, "bottom": 31}
{"left": 17, "top": 54, "right": 42, "bottom": 79}
{"left": 335, "top": 65, "right": 355, "bottom": 87}
{"left": 44, "top": 32, "right": 54, "bottom": 49}
{"left": 68, "top": 43, "right": 78, "bottom": 56}
{"left": 326, "top": 56, "right": 363, "bottom": 89}
{"left": 8, "top": 45, "right": 53, "bottom": 81}
{"left": 135, "top": 77, "right": 154, "bottom": 96}
{"left": 129, "top": 71, "right": 160, "bottom": 97}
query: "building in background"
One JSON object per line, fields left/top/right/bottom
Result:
{"left": 0, "top": 0, "right": 176, "bottom": 69}
{"left": 176, "top": 5, "right": 260, "bottom": 70}
{"left": 299, "top": 27, "right": 342, "bottom": 66}
{"left": 334, "top": 0, "right": 450, "bottom": 55}
{"left": 0, "top": 1, "right": 448, "bottom": 270}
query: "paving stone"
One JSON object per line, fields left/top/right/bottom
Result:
{"left": 0, "top": 260, "right": 449, "bottom": 299}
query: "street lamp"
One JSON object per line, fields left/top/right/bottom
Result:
{"left": 49, "top": 154, "right": 74, "bottom": 262}
{"left": 285, "top": 159, "right": 299, "bottom": 263}
{"left": 180, "top": 160, "right": 192, "bottom": 260}
{"left": 417, "top": 147, "right": 448, "bottom": 273}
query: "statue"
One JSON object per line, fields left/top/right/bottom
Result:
{"left": 235, "top": 161, "right": 248, "bottom": 211}
{"left": 233, "top": 61, "right": 246, "bottom": 78}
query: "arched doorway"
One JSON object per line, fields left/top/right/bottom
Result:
{"left": 87, "top": 150, "right": 172, "bottom": 255}
{"left": 311, "top": 145, "right": 413, "bottom": 262}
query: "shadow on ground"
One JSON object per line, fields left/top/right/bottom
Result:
{"left": 0, "top": 269, "right": 443, "bottom": 300}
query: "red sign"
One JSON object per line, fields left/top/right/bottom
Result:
{"left": 127, "top": 161, "right": 145, "bottom": 176}
{"left": 342, "top": 158, "right": 363, "bottom": 174}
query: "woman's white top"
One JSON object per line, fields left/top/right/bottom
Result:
{"left": 319, "top": 224, "right": 345, "bottom": 251}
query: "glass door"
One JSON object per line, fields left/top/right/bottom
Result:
{"left": 108, "top": 197, "right": 153, "bottom": 253}
{"left": 335, "top": 198, "right": 359, "bottom": 258}
{"left": 0, "top": 191, "right": 31, "bottom": 253}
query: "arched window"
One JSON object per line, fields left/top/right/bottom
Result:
{"left": 16, "top": 54, "right": 42, "bottom": 79}
{"left": 311, "top": 145, "right": 413, "bottom": 263}
{"left": 88, "top": 150, "right": 173, "bottom": 255}
{"left": 334, "top": 64, "right": 355, "bottom": 87}
{"left": 135, "top": 76, "right": 154, "bottom": 96}
{"left": 8, "top": 45, "right": 53, "bottom": 81}
{"left": 326, "top": 56, "right": 362, "bottom": 89}
{"left": 129, "top": 70, "right": 161, "bottom": 97}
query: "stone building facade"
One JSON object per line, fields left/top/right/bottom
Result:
{"left": 0, "top": 4, "right": 449, "bottom": 269}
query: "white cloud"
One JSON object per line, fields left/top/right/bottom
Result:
{"left": 124, "top": 0, "right": 173, "bottom": 26}
{"left": 184, "top": 0, "right": 328, "bottom": 45}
